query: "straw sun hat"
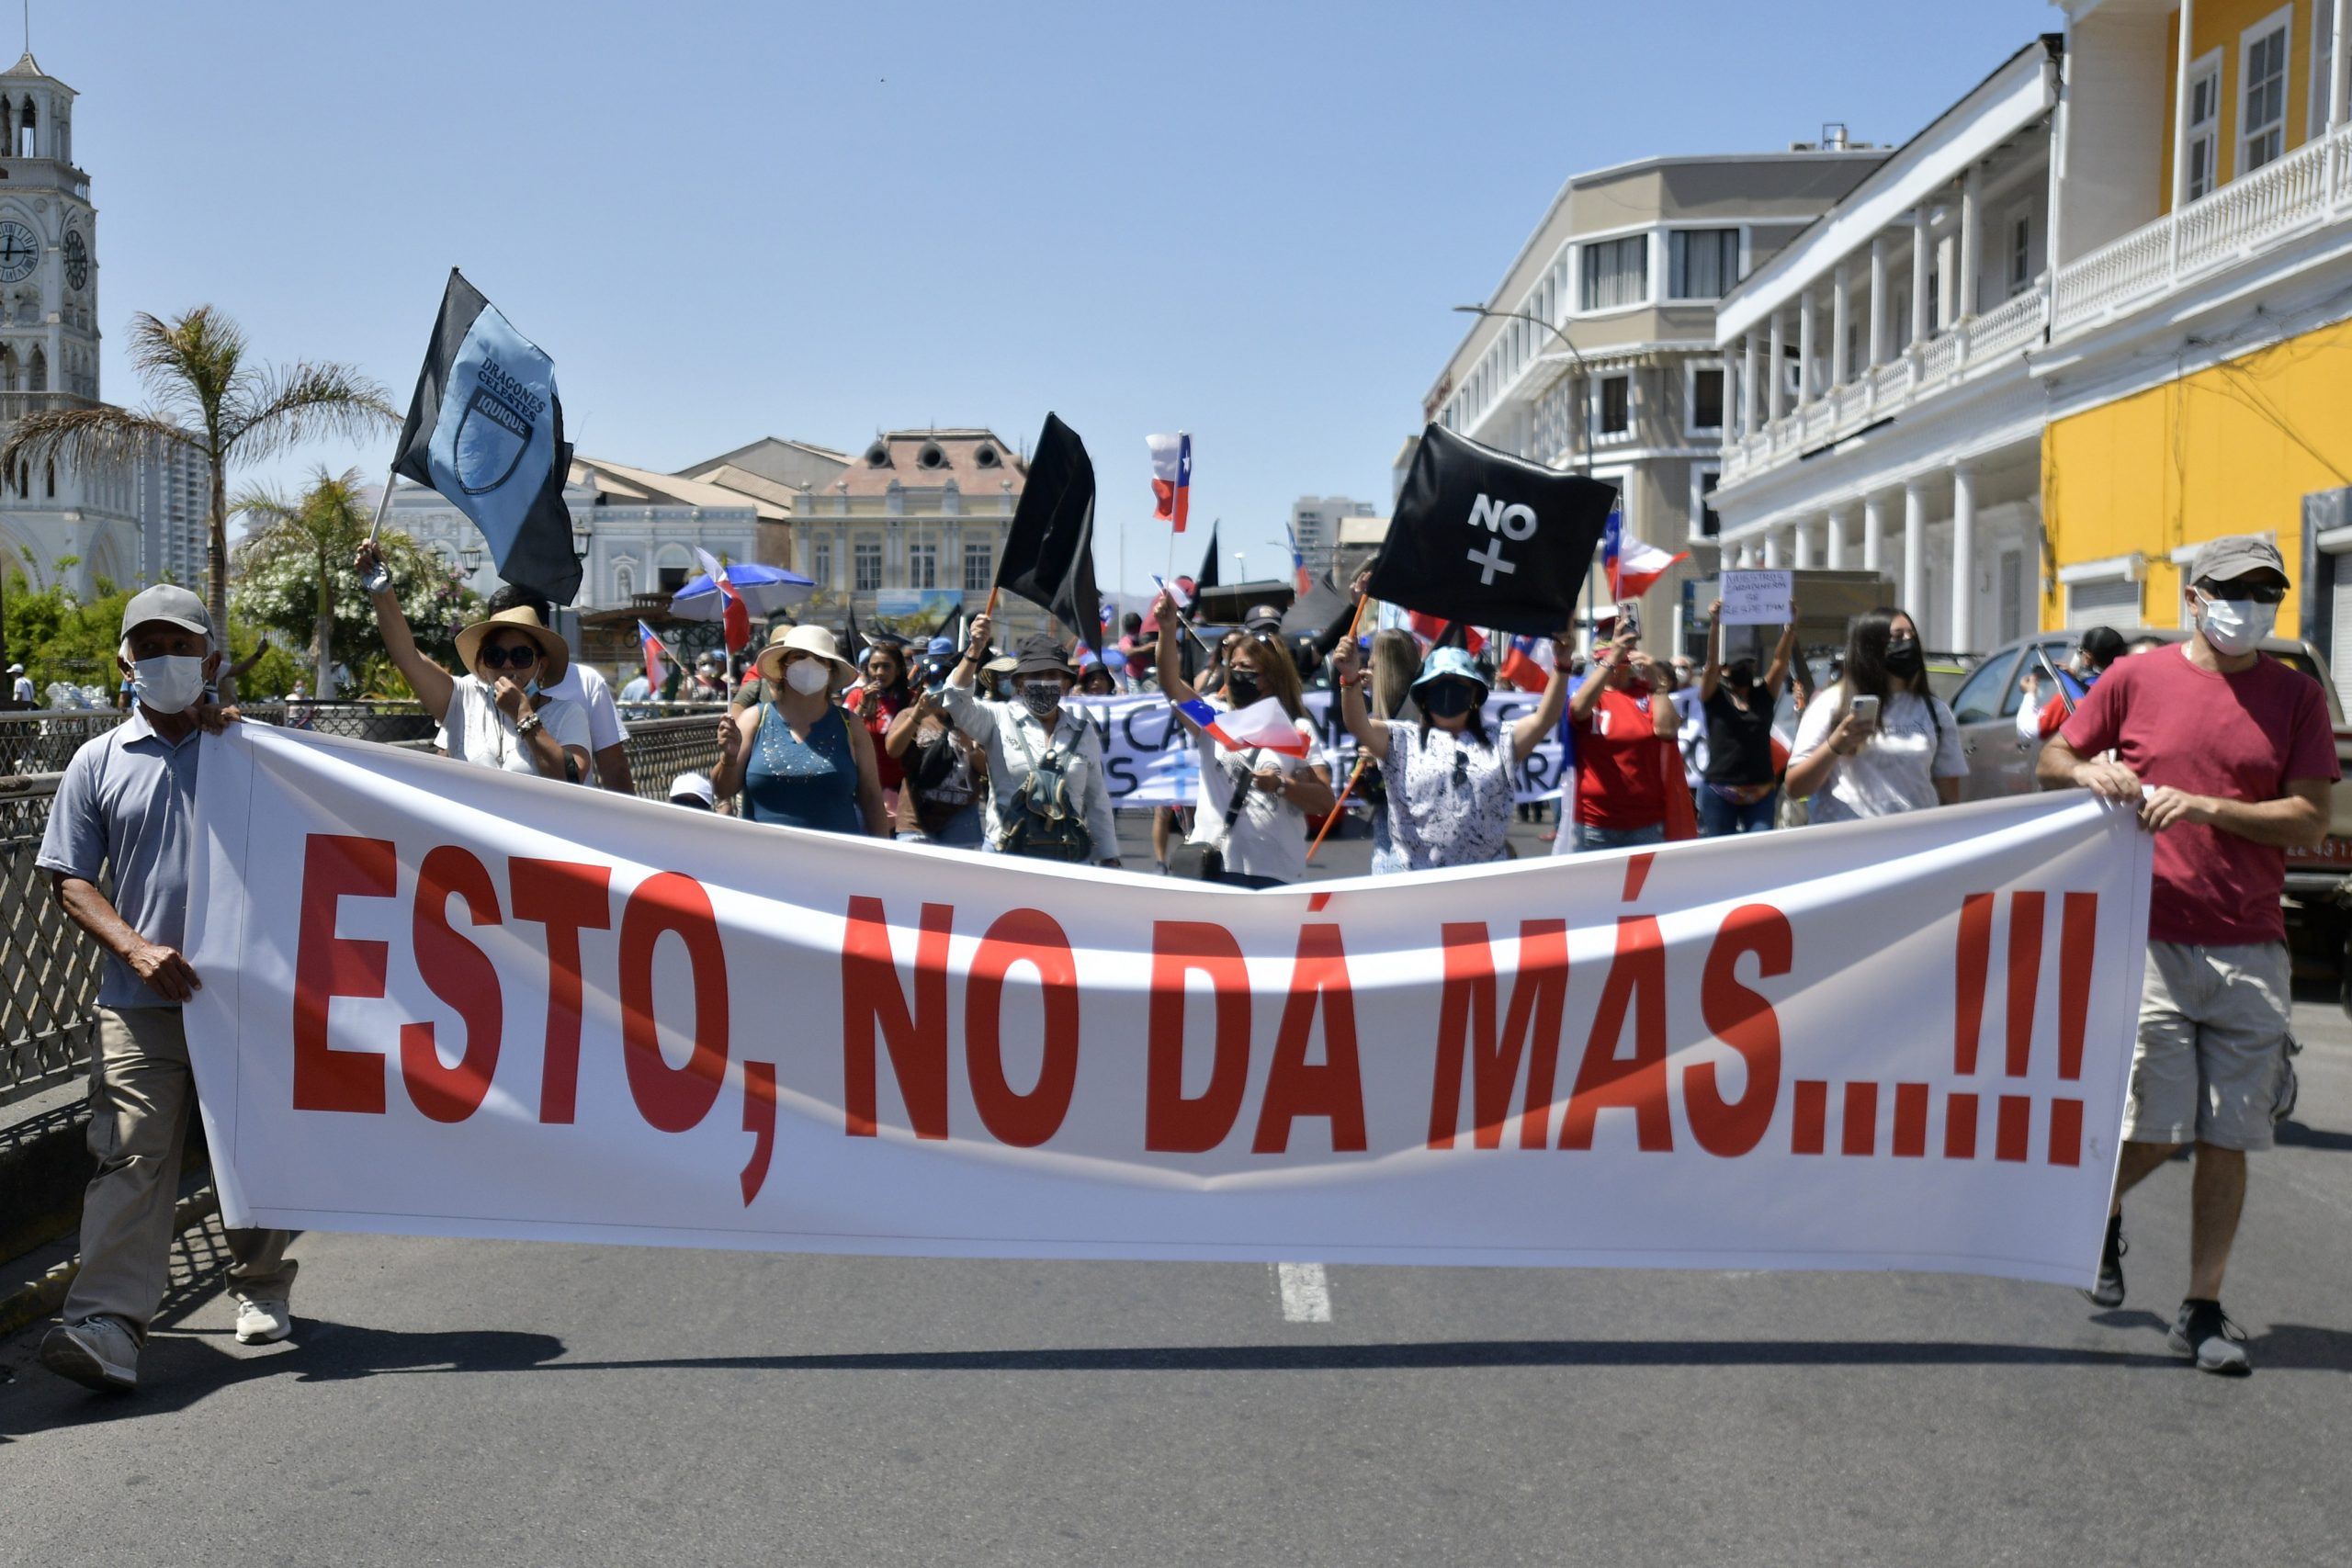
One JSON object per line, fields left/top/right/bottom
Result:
{"left": 753, "top": 623, "right": 858, "bottom": 685}
{"left": 454, "top": 606, "right": 571, "bottom": 682}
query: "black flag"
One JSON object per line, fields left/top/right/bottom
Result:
{"left": 1366, "top": 423, "right": 1617, "bottom": 637}
{"left": 1195, "top": 520, "right": 1221, "bottom": 592}
{"left": 390, "top": 269, "right": 581, "bottom": 604}
{"left": 995, "top": 412, "right": 1102, "bottom": 653}
{"left": 846, "top": 600, "right": 865, "bottom": 655}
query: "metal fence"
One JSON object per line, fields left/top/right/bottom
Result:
{"left": 1, "top": 704, "right": 730, "bottom": 1108}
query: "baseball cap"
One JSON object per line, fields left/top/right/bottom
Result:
{"left": 119, "top": 583, "right": 211, "bottom": 647}
{"left": 1243, "top": 604, "right": 1283, "bottom": 635}
{"left": 668, "top": 770, "right": 717, "bottom": 808}
{"left": 6, "top": 661, "right": 21, "bottom": 674}
{"left": 2188, "top": 535, "right": 2288, "bottom": 587}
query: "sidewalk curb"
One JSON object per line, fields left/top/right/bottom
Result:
{"left": 0, "top": 1186, "right": 219, "bottom": 1340}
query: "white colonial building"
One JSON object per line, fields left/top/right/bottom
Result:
{"left": 0, "top": 51, "right": 209, "bottom": 598}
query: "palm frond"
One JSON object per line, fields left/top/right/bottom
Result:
{"left": 128, "top": 307, "right": 243, "bottom": 433}
{"left": 0, "top": 404, "right": 196, "bottom": 475}
{"left": 227, "top": 361, "right": 398, "bottom": 465}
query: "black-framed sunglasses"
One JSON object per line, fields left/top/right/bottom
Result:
{"left": 479, "top": 644, "right": 539, "bottom": 670}
{"left": 2197, "top": 579, "right": 2288, "bottom": 605}
{"left": 1451, "top": 749, "right": 1471, "bottom": 793}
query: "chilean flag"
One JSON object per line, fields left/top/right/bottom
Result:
{"left": 1175, "top": 694, "right": 1312, "bottom": 757}
{"left": 1283, "top": 521, "right": 1310, "bottom": 595}
{"left": 1147, "top": 433, "right": 1191, "bottom": 532}
{"left": 1600, "top": 508, "right": 1688, "bottom": 601}
{"left": 637, "top": 619, "right": 672, "bottom": 690}
{"left": 694, "top": 546, "right": 752, "bottom": 654}
{"left": 1498, "top": 634, "right": 1551, "bottom": 693}
{"left": 1407, "top": 611, "right": 1486, "bottom": 656}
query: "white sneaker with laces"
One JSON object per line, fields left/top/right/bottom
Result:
{"left": 233, "top": 1296, "right": 294, "bottom": 1345}
{"left": 40, "top": 1315, "right": 140, "bottom": 1392}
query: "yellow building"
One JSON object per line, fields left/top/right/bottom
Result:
{"left": 2041, "top": 0, "right": 2352, "bottom": 689}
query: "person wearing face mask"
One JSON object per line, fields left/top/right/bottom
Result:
{"left": 2037, "top": 535, "right": 2336, "bottom": 1375}
{"left": 2015, "top": 625, "right": 2129, "bottom": 742}
{"left": 1784, "top": 606, "right": 1964, "bottom": 822}
{"left": 1333, "top": 629, "right": 1571, "bottom": 872}
{"left": 713, "top": 625, "right": 888, "bottom": 836}
{"left": 357, "top": 542, "right": 593, "bottom": 783}
{"left": 1563, "top": 624, "right": 1685, "bottom": 852}
{"left": 35, "top": 585, "right": 297, "bottom": 1393}
{"left": 1152, "top": 593, "right": 1336, "bottom": 887}
{"left": 1696, "top": 596, "right": 1800, "bottom": 836}
{"left": 481, "top": 582, "right": 633, "bottom": 794}
{"left": 938, "top": 614, "right": 1121, "bottom": 865}
{"left": 847, "top": 637, "right": 914, "bottom": 810}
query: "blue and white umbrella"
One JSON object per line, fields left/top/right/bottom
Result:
{"left": 667, "top": 562, "right": 818, "bottom": 621}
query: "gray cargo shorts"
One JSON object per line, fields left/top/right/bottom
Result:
{"left": 2125, "top": 940, "right": 2294, "bottom": 1151}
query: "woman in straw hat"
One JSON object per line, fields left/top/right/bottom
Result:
{"left": 356, "top": 542, "right": 592, "bottom": 782}
{"left": 711, "top": 624, "right": 888, "bottom": 836}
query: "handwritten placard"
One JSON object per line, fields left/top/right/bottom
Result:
{"left": 1719, "top": 570, "right": 1793, "bottom": 626}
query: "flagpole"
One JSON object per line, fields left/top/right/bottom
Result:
{"left": 367, "top": 468, "right": 396, "bottom": 546}
{"left": 1303, "top": 591, "right": 1379, "bottom": 864}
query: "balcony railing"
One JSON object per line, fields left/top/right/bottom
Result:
{"left": 1724, "top": 278, "right": 2052, "bottom": 482}
{"left": 2052, "top": 119, "right": 2352, "bottom": 333}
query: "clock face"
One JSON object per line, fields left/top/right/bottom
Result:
{"left": 0, "top": 221, "right": 34, "bottom": 283}
{"left": 62, "top": 229, "right": 85, "bottom": 290}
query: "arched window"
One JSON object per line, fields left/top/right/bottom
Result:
{"left": 43, "top": 458, "right": 52, "bottom": 498}
{"left": 0, "top": 344, "right": 17, "bottom": 390}
{"left": 16, "top": 97, "right": 32, "bottom": 159}
{"left": 2, "top": 99, "right": 15, "bottom": 149}
{"left": 27, "top": 345, "right": 43, "bottom": 391}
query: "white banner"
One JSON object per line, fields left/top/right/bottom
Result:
{"left": 186, "top": 726, "right": 2152, "bottom": 1285}
{"left": 1070, "top": 692, "right": 1569, "bottom": 806}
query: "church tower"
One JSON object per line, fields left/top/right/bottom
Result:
{"left": 0, "top": 52, "right": 98, "bottom": 404}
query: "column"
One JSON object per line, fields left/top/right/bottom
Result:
{"left": 1830, "top": 261, "right": 1851, "bottom": 388}
{"left": 1950, "top": 462, "right": 1978, "bottom": 650}
{"left": 1767, "top": 309, "right": 1786, "bottom": 422}
{"left": 1793, "top": 518, "right": 1815, "bottom": 570}
{"left": 2171, "top": 0, "right": 2199, "bottom": 210}
{"left": 1902, "top": 478, "right": 1928, "bottom": 611}
{"left": 1861, "top": 491, "right": 1887, "bottom": 573}
{"left": 1937, "top": 210, "right": 1960, "bottom": 332}
{"left": 1825, "top": 507, "right": 1849, "bottom": 570}
{"left": 1762, "top": 528, "right": 1781, "bottom": 569}
{"left": 1741, "top": 333, "right": 1760, "bottom": 434}
{"left": 2334, "top": 0, "right": 2350, "bottom": 130}
{"left": 1798, "top": 288, "right": 1817, "bottom": 404}
{"left": 1909, "top": 206, "right": 1932, "bottom": 349}
{"left": 1868, "top": 233, "right": 1892, "bottom": 367}
{"left": 1959, "top": 164, "right": 1983, "bottom": 322}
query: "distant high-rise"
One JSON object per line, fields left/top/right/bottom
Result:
{"left": 1290, "top": 496, "right": 1375, "bottom": 582}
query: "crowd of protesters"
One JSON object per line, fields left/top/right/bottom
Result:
{"left": 21, "top": 530, "right": 2335, "bottom": 1388}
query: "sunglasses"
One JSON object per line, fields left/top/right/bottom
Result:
{"left": 2197, "top": 580, "right": 2288, "bottom": 605}
{"left": 1451, "top": 749, "right": 1471, "bottom": 793}
{"left": 478, "top": 644, "right": 539, "bottom": 670}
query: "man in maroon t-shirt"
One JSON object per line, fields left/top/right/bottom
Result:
{"left": 1565, "top": 628, "right": 1679, "bottom": 852}
{"left": 2039, "top": 535, "right": 2337, "bottom": 1374}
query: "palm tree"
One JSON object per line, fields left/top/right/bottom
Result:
{"left": 0, "top": 305, "right": 395, "bottom": 701}
{"left": 232, "top": 467, "right": 372, "bottom": 698}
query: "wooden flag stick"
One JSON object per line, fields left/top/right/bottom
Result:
{"left": 1304, "top": 591, "right": 1381, "bottom": 864}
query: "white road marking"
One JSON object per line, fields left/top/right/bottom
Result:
{"left": 1274, "top": 1261, "right": 1332, "bottom": 1323}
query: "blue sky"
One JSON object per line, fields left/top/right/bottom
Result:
{"left": 62, "top": 0, "right": 2056, "bottom": 596}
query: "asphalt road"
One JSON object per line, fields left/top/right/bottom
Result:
{"left": 5, "top": 810, "right": 2350, "bottom": 1565}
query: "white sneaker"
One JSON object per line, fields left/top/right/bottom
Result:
{"left": 40, "top": 1315, "right": 140, "bottom": 1392}
{"left": 233, "top": 1296, "right": 293, "bottom": 1345}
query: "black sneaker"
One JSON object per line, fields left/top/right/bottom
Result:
{"left": 2080, "top": 1213, "right": 2126, "bottom": 1308}
{"left": 2166, "top": 1298, "right": 2252, "bottom": 1376}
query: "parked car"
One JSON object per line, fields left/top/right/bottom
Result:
{"left": 1948, "top": 626, "right": 2352, "bottom": 998}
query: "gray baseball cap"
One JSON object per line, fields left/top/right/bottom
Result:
{"left": 119, "top": 582, "right": 212, "bottom": 646}
{"left": 2188, "top": 535, "right": 2288, "bottom": 587}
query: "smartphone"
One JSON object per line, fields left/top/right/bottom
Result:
{"left": 1613, "top": 600, "right": 1642, "bottom": 642}
{"left": 1850, "top": 694, "right": 1882, "bottom": 725}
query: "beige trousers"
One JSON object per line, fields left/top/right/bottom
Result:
{"left": 64, "top": 1006, "right": 296, "bottom": 1338}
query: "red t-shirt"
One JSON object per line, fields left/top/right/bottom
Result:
{"left": 1572, "top": 688, "right": 1669, "bottom": 829}
{"left": 2059, "top": 645, "right": 2339, "bottom": 944}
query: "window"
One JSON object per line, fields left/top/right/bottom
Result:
{"left": 2315, "top": 3, "right": 2343, "bottom": 141}
{"left": 1689, "top": 367, "right": 1724, "bottom": 432}
{"left": 1595, "top": 374, "right": 1631, "bottom": 436}
{"left": 964, "top": 538, "right": 992, "bottom": 593}
{"left": 811, "top": 538, "right": 831, "bottom": 588}
{"left": 2242, "top": 14, "right": 2290, "bottom": 173}
{"left": 1690, "top": 469, "right": 1721, "bottom": 540}
{"left": 1580, "top": 234, "right": 1649, "bottom": 310}
{"left": 658, "top": 565, "right": 689, "bottom": 592}
{"left": 854, "top": 539, "right": 883, "bottom": 592}
{"left": 1668, "top": 229, "right": 1740, "bottom": 299}
{"left": 1951, "top": 654, "right": 2017, "bottom": 724}
{"left": 909, "top": 539, "right": 936, "bottom": 589}
{"left": 2187, "top": 54, "right": 2222, "bottom": 200}
{"left": 2065, "top": 576, "right": 2141, "bottom": 632}
{"left": 2007, "top": 214, "right": 2032, "bottom": 295}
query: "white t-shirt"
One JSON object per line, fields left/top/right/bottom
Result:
{"left": 1187, "top": 709, "right": 1322, "bottom": 885}
{"left": 436, "top": 675, "right": 593, "bottom": 776}
{"left": 540, "top": 663, "right": 627, "bottom": 752}
{"left": 1791, "top": 685, "right": 1965, "bottom": 823}
{"left": 11, "top": 674, "right": 32, "bottom": 704}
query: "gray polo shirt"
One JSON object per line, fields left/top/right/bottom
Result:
{"left": 37, "top": 710, "right": 203, "bottom": 1010}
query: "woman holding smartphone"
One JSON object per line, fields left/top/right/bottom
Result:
{"left": 1783, "top": 606, "right": 1964, "bottom": 823}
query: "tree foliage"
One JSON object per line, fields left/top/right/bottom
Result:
{"left": 232, "top": 517, "right": 474, "bottom": 695}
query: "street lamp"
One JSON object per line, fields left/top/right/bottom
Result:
{"left": 572, "top": 528, "right": 591, "bottom": 558}
{"left": 1451, "top": 303, "right": 1594, "bottom": 477}
{"left": 460, "top": 545, "right": 483, "bottom": 572}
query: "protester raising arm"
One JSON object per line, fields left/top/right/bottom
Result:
{"left": 1509, "top": 630, "right": 1577, "bottom": 764}
{"left": 1698, "top": 600, "right": 1800, "bottom": 704}
{"left": 1570, "top": 631, "right": 1637, "bottom": 724}
{"left": 356, "top": 540, "right": 455, "bottom": 723}
{"left": 1329, "top": 634, "right": 1389, "bottom": 764}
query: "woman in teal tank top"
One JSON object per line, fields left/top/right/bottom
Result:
{"left": 711, "top": 626, "right": 887, "bottom": 836}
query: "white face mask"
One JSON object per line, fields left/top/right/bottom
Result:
{"left": 130, "top": 654, "right": 208, "bottom": 716}
{"left": 2195, "top": 591, "right": 2276, "bottom": 657}
{"left": 783, "top": 659, "right": 831, "bottom": 695}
